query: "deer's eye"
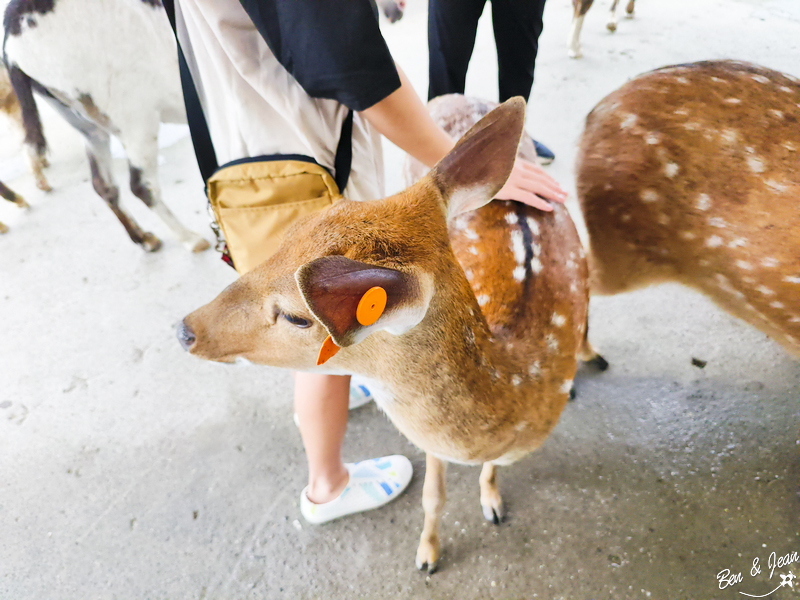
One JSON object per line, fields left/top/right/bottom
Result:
{"left": 283, "top": 313, "right": 312, "bottom": 328}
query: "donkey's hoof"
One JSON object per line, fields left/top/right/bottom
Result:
{"left": 141, "top": 233, "right": 162, "bottom": 253}
{"left": 415, "top": 540, "right": 440, "bottom": 574}
{"left": 14, "top": 196, "right": 29, "bottom": 209}
{"left": 606, "top": 21, "right": 617, "bottom": 32}
{"left": 0, "top": 222, "right": 8, "bottom": 234}
{"left": 36, "top": 179, "right": 52, "bottom": 192}
{"left": 186, "top": 237, "right": 211, "bottom": 253}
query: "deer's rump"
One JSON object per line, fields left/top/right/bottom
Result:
{"left": 577, "top": 60, "right": 800, "bottom": 355}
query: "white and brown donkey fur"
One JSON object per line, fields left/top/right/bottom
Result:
{"left": 578, "top": 60, "right": 800, "bottom": 357}
{"left": 179, "top": 98, "right": 600, "bottom": 572}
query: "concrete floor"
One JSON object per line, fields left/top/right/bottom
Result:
{"left": 1, "top": 0, "right": 799, "bottom": 598}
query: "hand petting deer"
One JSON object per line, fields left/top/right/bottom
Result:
{"left": 179, "top": 97, "right": 598, "bottom": 573}
{"left": 577, "top": 60, "right": 800, "bottom": 357}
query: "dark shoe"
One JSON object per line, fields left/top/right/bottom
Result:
{"left": 532, "top": 138, "right": 555, "bottom": 165}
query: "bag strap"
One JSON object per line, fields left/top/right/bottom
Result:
{"left": 162, "top": 0, "right": 352, "bottom": 192}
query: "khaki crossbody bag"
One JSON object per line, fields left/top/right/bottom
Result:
{"left": 164, "top": 0, "right": 352, "bottom": 275}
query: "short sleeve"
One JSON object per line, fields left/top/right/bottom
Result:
{"left": 237, "top": 0, "right": 402, "bottom": 111}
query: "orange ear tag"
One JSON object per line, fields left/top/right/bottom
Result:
{"left": 356, "top": 287, "right": 387, "bottom": 326}
{"left": 317, "top": 335, "right": 340, "bottom": 366}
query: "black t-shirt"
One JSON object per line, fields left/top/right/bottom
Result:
{"left": 238, "top": 0, "right": 402, "bottom": 111}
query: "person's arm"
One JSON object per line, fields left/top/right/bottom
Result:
{"left": 360, "top": 66, "right": 567, "bottom": 211}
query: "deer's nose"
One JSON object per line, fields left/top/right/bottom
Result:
{"left": 176, "top": 320, "right": 196, "bottom": 351}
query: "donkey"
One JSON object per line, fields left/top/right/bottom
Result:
{"left": 3, "top": 0, "right": 209, "bottom": 252}
{"left": 179, "top": 98, "right": 595, "bottom": 572}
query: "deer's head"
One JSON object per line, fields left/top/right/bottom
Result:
{"left": 178, "top": 98, "right": 526, "bottom": 371}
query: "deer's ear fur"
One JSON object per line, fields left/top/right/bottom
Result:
{"left": 295, "top": 256, "right": 432, "bottom": 348}
{"left": 430, "top": 96, "right": 526, "bottom": 218}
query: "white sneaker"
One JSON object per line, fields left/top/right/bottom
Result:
{"left": 349, "top": 376, "right": 374, "bottom": 409}
{"left": 300, "top": 455, "right": 413, "bottom": 524}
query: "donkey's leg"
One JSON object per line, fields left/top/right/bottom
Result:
{"left": 416, "top": 454, "right": 447, "bottom": 574}
{"left": 121, "top": 126, "right": 209, "bottom": 253}
{"left": 85, "top": 129, "right": 161, "bottom": 251}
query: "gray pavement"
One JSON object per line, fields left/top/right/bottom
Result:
{"left": 1, "top": 0, "right": 799, "bottom": 598}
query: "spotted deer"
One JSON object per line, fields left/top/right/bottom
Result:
{"left": 179, "top": 98, "right": 603, "bottom": 572}
{"left": 568, "top": 0, "right": 636, "bottom": 59}
{"left": 577, "top": 60, "right": 800, "bottom": 357}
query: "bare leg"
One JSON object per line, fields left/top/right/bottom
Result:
{"left": 479, "top": 461, "right": 505, "bottom": 524}
{"left": 416, "top": 453, "right": 446, "bottom": 573}
{"left": 294, "top": 372, "right": 350, "bottom": 503}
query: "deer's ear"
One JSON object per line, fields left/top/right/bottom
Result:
{"left": 430, "top": 96, "right": 526, "bottom": 218}
{"left": 296, "top": 256, "right": 433, "bottom": 352}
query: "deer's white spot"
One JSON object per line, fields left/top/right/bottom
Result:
{"left": 682, "top": 121, "right": 701, "bottom": 130}
{"left": 764, "top": 179, "right": 788, "bottom": 192}
{"left": 620, "top": 113, "right": 638, "bottom": 129}
{"left": 551, "top": 312, "right": 567, "bottom": 327}
{"left": 761, "top": 257, "right": 779, "bottom": 268}
{"left": 757, "top": 285, "right": 775, "bottom": 296}
{"left": 512, "top": 375, "right": 522, "bottom": 386}
{"left": 505, "top": 212, "right": 519, "bottom": 225}
{"left": 658, "top": 213, "right": 670, "bottom": 225}
{"left": 720, "top": 129, "right": 738, "bottom": 144}
{"left": 529, "top": 361, "right": 541, "bottom": 377}
{"left": 674, "top": 108, "right": 689, "bottom": 116}
{"left": 464, "top": 269, "right": 474, "bottom": 281}
{"left": 477, "top": 294, "right": 490, "bottom": 306}
{"left": 513, "top": 266, "right": 526, "bottom": 281}
{"left": 664, "top": 162, "right": 679, "bottom": 178}
{"left": 676, "top": 76, "right": 689, "bottom": 84}
{"left": 708, "top": 217, "right": 728, "bottom": 228}
{"left": 645, "top": 133, "right": 660, "bottom": 145}
{"left": 769, "top": 109, "right": 784, "bottom": 120}
{"left": 783, "top": 276, "right": 800, "bottom": 284}
{"left": 728, "top": 238, "right": 747, "bottom": 248}
{"left": 770, "top": 301, "right": 785, "bottom": 309}
{"left": 706, "top": 235, "right": 724, "bottom": 248}
{"left": 742, "top": 276, "right": 755, "bottom": 284}
{"left": 789, "top": 317, "right": 800, "bottom": 324}
{"left": 696, "top": 193, "right": 712, "bottom": 211}
{"left": 621, "top": 213, "right": 632, "bottom": 222}
{"left": 747, "top": 156, "right": 766, "bottom": 173}
{"left": 779, "top": 86, "right": 793, "bottom": 93}
{"left": 640, "top": 189, "right": 659, "bottom": 203}
{"left": 736, "top": 260, "right": 753, "bottom": 270}
{"left": 531, "top": 243, "right": 542, "bottom": 257}
{"left": 546, "top": 334, "right": 559, "bottom": 352}
{"left": 751, "top": 74, "right": 770, "bottom": 84}
{"left": 510, "top": 230, "right": 525, "bottom": 264}
{"left": 530, "top": 257, "right": 543, "bottom": 274}
{"left": 464, "top": 228, "right": 479, "bottom": 240}
{"left": 514, "top": 420, "right": 528, "bottom": 431}
{"left": 560, "top": 380, "right": 574, "bottom": 394}
{"left": 679, "top": 231, "right": 696, "bottom": 240}
{"left": 724, "top": 97, "right": 742, "bottom": 104}
{"left": 469, "top": 246, "right": 479, "bottom": 255}
{"left": 526, "top": 217, "right": 540, "bottom": 236}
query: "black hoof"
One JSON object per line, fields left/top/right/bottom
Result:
{"left": 587, "top": 354, "right": 610, "bottom": 371}
{"left": 569, "top": 386, "right": 577, "bottom": 401}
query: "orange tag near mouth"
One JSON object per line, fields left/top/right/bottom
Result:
{"left": 356, "top": 286, "right": 387, "bottom": 326}
{"left": 317, "top": 335, "right": 340, "bottom": 366}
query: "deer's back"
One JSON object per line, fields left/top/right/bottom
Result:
{"left": 577, "top": 60, "right": 800, "bottom": 354}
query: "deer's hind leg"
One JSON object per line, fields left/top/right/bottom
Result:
{"left": 0, "top": 180, "right": 28, "bottom": 233}
{"left": 416, "top": 454, "right": 446, "bottom": 574}
{"left": 578, "top": 316, "right": 609, "bottom": 371}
